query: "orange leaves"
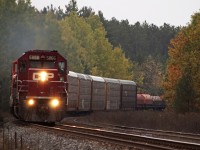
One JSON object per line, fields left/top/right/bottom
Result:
{"left": 168, "top": 65, "right": 182, "bottom": 83}
{"left": 164, "top": 11, "right": 200, "bottom": 111}
{"left": 168, "top": 32, "right": 188, "bottom": 58}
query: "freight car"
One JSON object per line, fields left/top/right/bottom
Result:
{"left": 10, "top": 50, "right": 68, "bottom": 122}
{"left": 136, "top": 94, "right": 166, "bottom": 110}
{"left": 67, "top": 71, "right": 137, "bottom": 111}
{"left": 67, "top": 71, "right": 165, "bottom": 112}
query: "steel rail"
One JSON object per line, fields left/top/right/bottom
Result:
{"left": 32, "top": 123, "right": 200, "bottom": 150}
{"left": 69, "top": 119, "right": 200, "bottom": 144}
{"left": 33, "top": 124, "right": 172, "bottom": 150}
{"left": 102, "top": 123, "right": 200, "bottom": 143}
{"left": 58, "top": 124, "right": 200, "bottom": 150}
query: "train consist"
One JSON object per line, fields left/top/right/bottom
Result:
{"left": 10, "top": 50, "right": 165, "bottom": 123}
{"left": 67, "top": 72, "right": 165, "bottom": 112}
{"left": 67, "top": 71, "right": 137, "bottom": 111}
{"left": 10, "top": 50, "right": 68, "bottom": 122}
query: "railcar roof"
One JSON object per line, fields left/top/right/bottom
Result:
{"left": 68, "top": 71, "right": 136, "bottom": 85}
{"left": 88, "top": 75, "right": 105, "bottom": 82}
{"left": 119, "top": 79, "right": 136, "bottom": 85}
{"left": 103, "top": 77, "right": 120, "bottom": 84}
{"left": 68, "top": 71, "right": 78, "bottom": 77}
{"left": 77, "top": 73, "right": 91, "bottom": 80}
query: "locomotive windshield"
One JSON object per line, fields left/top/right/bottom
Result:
{"left": 30, "top": 61, "right": 55, "bottom": 69}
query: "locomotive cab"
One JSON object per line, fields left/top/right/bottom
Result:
{"left": 10, "top": 50, "right": 68, "bottom": 122}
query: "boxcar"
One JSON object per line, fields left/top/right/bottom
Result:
{"left": 67, "top": 71, "right": 137, "bottom": 112}
{"left": 67, "top": 71, "right": 92, "bottom": 111}
{"left": 120, "top": 80, "right": 137, "bottom": 110}
{"left": 89, "top": 75, "right": 106, "bottom": 110}
{"left": 104, "top": 78, "right": 121, "bottom": 110}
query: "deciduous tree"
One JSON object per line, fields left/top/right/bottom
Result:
{"left": 164, "top": 11, "right": 200, "bottom": 111}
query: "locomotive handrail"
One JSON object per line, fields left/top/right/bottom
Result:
{"left": 50, "top": 81, "right": 67, "bottom": 84}
{"left": 26, "top": 96, "right": 59, "bottom": 99}
{"left": 17, "top": 80, "right": 37, "bottom": 83}
{"left": 64, "top": 87, "right": 68, "bottom": 106}
{"left": 17, "top": 80, "right": 22, "bottom": 83}
{"left": 17, "top": 80, "right": 67, "bottom": 84}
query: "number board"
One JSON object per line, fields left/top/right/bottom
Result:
{"left": 46, "top": 56, "right": 57, "bottom": 61}
{"left": 29, "top": 55, "right": 56, "bottom": 61}
{"left": 29, "top": 55, "right": 40, "bottom": 60}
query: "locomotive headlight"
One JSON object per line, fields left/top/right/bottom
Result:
{"left": 27, "top": 99, "right": 35, "bottom": 106}
{"left": 40, "top": 71, "right": 48, "bottom": 82}
{"left": 50, "top": 99, "right": 59, "bottom": 108}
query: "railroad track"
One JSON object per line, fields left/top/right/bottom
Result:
{"left": 66, "top": 119, "right": 200, "bottom": 144}
{"left": 32, "top": 123, "right": 200, "bottom": 150}
{"left": 105, "top": 124, "right": 200, "bottom": 144}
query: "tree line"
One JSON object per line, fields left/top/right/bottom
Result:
{"left": 0, "top": 0, "right": 199, "bottom": 113}
{"left": 164, "top": 12, "right": 200, "bottom": 112}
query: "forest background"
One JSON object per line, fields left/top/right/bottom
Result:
{"left": 0, "top": 0, "right": 199, "bottom": 112}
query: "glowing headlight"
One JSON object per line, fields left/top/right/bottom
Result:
{"left": 40, "top": 71, "right": 48, "bottom": 82}
{"left": 27, "top": 99, "right": 35, "bottom": 106}
{"left": 50, "top": 99, "right": 59, "bottom": 108}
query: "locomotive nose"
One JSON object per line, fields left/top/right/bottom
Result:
{"left": 40, "top": 71, "right": 48, "bottom": 82}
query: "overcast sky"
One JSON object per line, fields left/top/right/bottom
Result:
{"left": 31, "top": 0, "right": 200, "bottom": 26}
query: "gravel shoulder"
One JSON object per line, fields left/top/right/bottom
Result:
{"left": 1, "top": 111, "right": 200, "bottom": 150}
{"left": 1, "top": 115, "right": 135, "bottom": 150}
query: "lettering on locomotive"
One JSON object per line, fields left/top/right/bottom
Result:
{"left": 29, "top": 55, "right": 57, "bottom": 61}
{"left": 33, "top": 72, "right": 54, "bottom": 81}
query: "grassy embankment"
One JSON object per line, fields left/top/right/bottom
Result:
{"left": 78, "top": 111, "right": 200, "bottom": 134}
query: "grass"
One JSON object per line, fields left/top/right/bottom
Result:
{"left": 79, "top": 110, "right": 200, "bottom": 134}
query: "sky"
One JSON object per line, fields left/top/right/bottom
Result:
{"left": 31, "top": 0, "right": 200, "bottom": 26}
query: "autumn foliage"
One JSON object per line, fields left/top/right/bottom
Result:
{"left": 165, "top": 12, "right": 200, "bottom": 112}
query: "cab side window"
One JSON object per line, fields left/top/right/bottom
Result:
{"left": 20, "top": 61, "right": 26, "bottom": 72}
{"left": 58, "top": 62, "right": 65, "bottom": 73}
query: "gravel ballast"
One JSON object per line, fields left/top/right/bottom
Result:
{"left": 2, "top": 121, "right": 134, "bottom": 150}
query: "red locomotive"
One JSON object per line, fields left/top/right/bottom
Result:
{"left": 10, "top": 50, "right": 68, "bottom": 123}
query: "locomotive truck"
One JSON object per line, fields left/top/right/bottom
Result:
{"left": 10, "top": 50, "right": 68, "bottom": 122}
